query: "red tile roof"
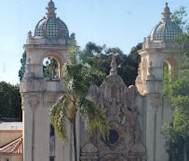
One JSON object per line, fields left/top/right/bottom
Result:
{"left": 0, "top": 136, "right": 22, "bottom": 154}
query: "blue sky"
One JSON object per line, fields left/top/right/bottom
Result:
{"left": 0, "top": 0, "right": 189, "bottom": 84}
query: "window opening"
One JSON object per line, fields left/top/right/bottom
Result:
{"left": 43, "top": 57, "right": 59, "bottom": 79}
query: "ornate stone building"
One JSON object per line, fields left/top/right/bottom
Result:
{"left": 20, "top": 1, "right": 72, "bottom": 161}
{"left": 85, "top": 57, "right": 146, "bottom": 161}
{"left": 20, "top": 1, "right": 183, "bottom": 161}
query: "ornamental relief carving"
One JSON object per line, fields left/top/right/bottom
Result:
{"left": 150, "top": 94, "right": 161, "bottom": 112}
{"left": 28, "top": 94, "right": 40, "bottom": 112}
{"left": 94, "top": 122, "right": 131, "bottom": 154}
{"left": 136, "top": 63, "right": 142, "bottom": 83}
{"left": 80, "top": 143, "right": 98, "bottom": 161}
{"left": 142, "top": 58, "right": 147, "bottom": 81}
{"left": 87, "top": 74, "right": 146, "bottom": 160}
{"left": 43, "top": 92, "right": 62, "bottom": 108}
{"left": 99, "top": 154, "right": 128, "bottom": 161}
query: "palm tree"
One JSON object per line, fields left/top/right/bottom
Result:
{"left": 49, "top": 57, "right": 109, "bottom": 161}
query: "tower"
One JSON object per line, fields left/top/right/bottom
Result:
{"left": 20, "top": 1, "right": 72, "bottom": 161}
{"left": 136, "top": 3, "right": 183, "bottom": 161}
{"left": 136, "top": 3, "right": 183, "bottom": 94}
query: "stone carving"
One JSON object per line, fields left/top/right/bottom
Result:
{"left": 80, "top": 143, "right": 98, "bottom": 161}
{"left": 99, "top": 154, "right": 128, "bottom": 161}
{"left": 20, "top": 93, "right": 26, "bottom": 110}
{"left": 86, "top": 85, "right": 101, "bottom": 106}
{"left": 82, "top": 143, "right": 98, "bottom": 153}
{"left": 28, "top": 94, "right": 40, "bottom": 112}
{"left": 44, "top": 93, "right": 61, "bottom": 108}
{"left": 136, "top": 62, "right": 146, "bottom": 94}
{"left": 110, "top": 56, "right": 117, "bottom": 75}
{"left": 70, "top": 33, "right": 76, "bottom": 41}
{"left": 49, "top": 136, "right": 55, "bottom": 156}
{"left": 108, "top": 98, "right": 122, "bottom": 122}
{"left": 142, "top": 58, "right": 147, "bottom": 81}
{"left": 146, "top": 61, "right": 155, "bottom": 80}
{"left": 28, "top": 31, "right": 32, "bottom": 38}
{"left": 150, "top": 94, "right": 161, "bottom": 112}
{"left": 136, "top": 63, "right": 142, "bottom": 83}
{"left": 86, "top": 57, "right": 146, "bottom": 161}
{"left": 24, "top": 57, "right": 34, "bottom": 78}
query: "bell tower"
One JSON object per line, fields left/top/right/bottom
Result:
{"left": 136, "top": 3, "right": 183, "bottom": 94}
{"left": 136, "top": 3, "right": 183, "bottom": 161}
{"left": 20, "top": 1, "right": 72, "bottom": 161}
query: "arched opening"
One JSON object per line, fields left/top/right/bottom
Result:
{"left": 42, "top": 55, "right": 63, "bottom": 79}
{"left": 163, "top": 57, "right": 179, "bottom": 81}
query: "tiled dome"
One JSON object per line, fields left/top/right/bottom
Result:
{"left": 150, "top": 3, "right": 182, "bottom": 41}
{"left": 34, "top": 0, "right": 69, "bottom": 39}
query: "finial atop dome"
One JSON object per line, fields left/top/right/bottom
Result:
{"left": 46, "top": 0, "right": 57, "bottom": 18}
{"left": 48, "top": 0, "right": 55, "bottom": 8}
{"left": 110, "top": 56, "right": 117, "bottom": 75}
{"left": 162, "top": 2, "right": 171, "bottom": 22}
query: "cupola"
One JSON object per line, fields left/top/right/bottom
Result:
{"left": 34, "top": 0, "right": 69, "bottom": 39}
{"left": 150, "top": 3, "right": 182, "bottom": 42}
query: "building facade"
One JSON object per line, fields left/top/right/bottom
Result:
{"left": 19, "top": 1, "right": 183, "bottom": 161}
{"left": 0, "top": 122, "right": 22, "bottom": 161}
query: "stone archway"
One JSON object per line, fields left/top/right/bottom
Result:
{"left": 165, "top": 57, "right": 179, "bottom": 69}
{"left": 163, "top": 56, "right": 180, "bottom": 81}
{"left": 41, "top": 52, "right": 65, "bottom": 78}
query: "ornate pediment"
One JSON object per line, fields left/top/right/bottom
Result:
{"left": 85, "top": 57, "right": 146, "bottom": 161}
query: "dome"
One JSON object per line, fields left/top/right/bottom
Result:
{"left": 35, "top": 17, "right": 69, "bottom": 39}
{"left": 34, "top": 0, "right": 69, "bottom": 39}
{"left": 150, "top": 3, "right": 182, "bottom": 42}
{"left": 150, "top": 21, "right": 181, "bottom": 41}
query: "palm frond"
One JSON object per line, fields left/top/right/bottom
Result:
{"left": 50, "top": 59, "right": 109, "bottom": 142}
{"left": 79, "top": 98, "right": 109, "bottom": 139}
{"left": 49, "top": 95, "right": 68, "bottom": 141}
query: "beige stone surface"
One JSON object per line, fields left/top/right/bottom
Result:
{"left": 1, "top": 154, "right": 22, "bottom": 161}
{"left": 0, "top": 122, "right": 23, "bottom": 161}
{"left": 0, "top": 122, "right": 22, "bottom": 147}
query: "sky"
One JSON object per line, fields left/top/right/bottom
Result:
{"left": 0, "top": 0, "right": 189, "bottom": 85}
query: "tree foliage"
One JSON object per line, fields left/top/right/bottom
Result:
{"left": 49, "top": 51, "right": 109, "bottom": 161}
{"left": 171, "top": 6, "right": 188, "bottom": 30}
{"left": 172, "top": 6, "right": 189, "bottom": 58}
{"left": 0, "top": 81, "right": 21, "bottom": 119}
{"left": 163, "top": 6, "right": 189, "bottom": 161}
{"left": 49, "top": 58, "right": 109, "bottom": 140}
{"left": 80, "top": 42, "right": 141, "bottom": 86}
{"left": 163, "top": 67, "right": 189, "bottom": 160}
{"left": 43, "top": 57, "right": 58, "bottom": 79}
{"left": 18, "top": 51, "right": 26, "bottom": 81}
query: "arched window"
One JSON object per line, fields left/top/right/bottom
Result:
{"left": 49, "top": 124, "right": 55, "bottom": 158}
{"left": 50, "top": 124, "right": 55, "bottom": 137}
{"left": 43, "top": 55, "right": 63, "bottom": 79}
{"left": 163, "top": 57, "right": 179, "bottom": 81}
